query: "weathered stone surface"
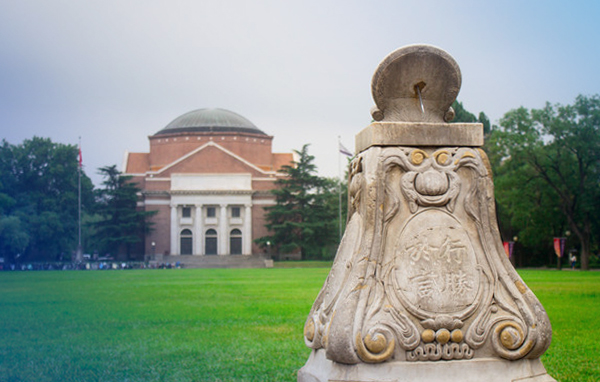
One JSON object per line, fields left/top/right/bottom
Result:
{"left": 298, "top": 45, "right": 556, "bottom": 382}
{"left": 370, "top": 44, "right": 461, "bottom": 124}
{"left": 299, "top": 349, "right": 556, "bottom": 382}
{"left": 356, "top": 122, "right": 483, "bottom": 151}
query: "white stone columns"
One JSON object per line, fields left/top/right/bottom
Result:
{"left": 170, "top": 204, "right": 178, "bottom": 255}
{"left": 243, "top": 204, "right": 252, "bottom": 255}
{"left": 194, "top": 204, "right": 203, "bottom": 255}
{"left": 218, "top": 203, "right": 228, "bottom": 255}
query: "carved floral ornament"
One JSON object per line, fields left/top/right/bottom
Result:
{"left": 303, "top": 147, "right": 552, "bottom": 364}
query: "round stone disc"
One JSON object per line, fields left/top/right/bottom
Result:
{"left": 371, "top": 44, "right": 461, "bottom": 123}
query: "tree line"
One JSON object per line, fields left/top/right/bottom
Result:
{"left": 452, "top": 97, "right": 600, "bottom": 270}
{"left": 484, "top": 96, "right": 600, "bottom": 270}
{"left": 259, "top": 98, "right": 600, "bottom": 270}
{"left": 0, "top": 137, "right": 153, "bottom": 263}
{"left": 1, "top": 95, "right": 598, "bottom": 268}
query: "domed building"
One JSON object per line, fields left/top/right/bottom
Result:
{"left": 123, "top": 108, "right": 293, "bottom": 264}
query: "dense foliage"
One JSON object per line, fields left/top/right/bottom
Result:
{"left": 452, "top": 100, "right": 491, "bottom": 135}
{"left": 0, "top": 138, "right": 156, "bottom": 262}
{"left": 94, "top": 165, "right": 156, "bottom": 260}
{"left": 486, "top": 95, "right": 600, "bottom": 270}
{"left": 258, "top": 144, "right": 342, "bottom": 260}
{"left": 0, "top": 137, "right": 94, "bottom": 261}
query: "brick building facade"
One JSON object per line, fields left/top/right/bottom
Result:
{"left": 123, "top": 108, "right": 293, "bottom": 258}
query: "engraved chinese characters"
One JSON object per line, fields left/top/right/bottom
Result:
{"left": 396, "top": 211, "right": 478, "bottom": 314}
{"left": 388, "top": 147, "right": 481, "bottom": 317}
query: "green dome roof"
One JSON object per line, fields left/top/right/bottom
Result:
{"left": 155, "top": 108, "right": 266, "bottom": 136}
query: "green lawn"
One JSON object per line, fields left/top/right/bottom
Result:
{"left": 0, "top": 268, "right": 598, "bottom": 382}
{"left": 520, "top": 270, "right": 600, "bottom": 382}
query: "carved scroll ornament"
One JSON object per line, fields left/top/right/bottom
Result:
{"left": 303, "top": 147, "right": 551, "bottom": 364}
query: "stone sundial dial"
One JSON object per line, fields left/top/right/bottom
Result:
{"left": 298, "top": 45, "right": 556, "bottom": 382}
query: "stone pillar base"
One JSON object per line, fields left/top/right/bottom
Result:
{"left": 298, "top": 350, "right": 556, "bottom": 382}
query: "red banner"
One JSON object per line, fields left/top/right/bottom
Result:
{"left": 553, "top": 237, "right": 566, "bottom": 257}
{"left": 503, "top": 241, "right": 515, "bottom": 258}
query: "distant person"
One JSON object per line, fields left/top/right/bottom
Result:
{"left": 570, "top": 254, "right": 577, "bottom": 270}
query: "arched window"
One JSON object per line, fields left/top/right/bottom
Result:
{"left": 205, "top": 229, "right": 218, "bottom": 255}
{"left": 180, "top": 229, "right": 193, "bottom": 255}
{"left": 230, "top": 228, "right": 242, "bottom": 255}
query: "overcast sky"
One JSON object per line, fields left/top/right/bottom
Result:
{"left": 1, "top": 1, "right": 599, "bottom": 185}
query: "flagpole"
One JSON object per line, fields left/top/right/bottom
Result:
{"left": 76, "top": 136, "right": 82, "bottom": 263}
{"left": 338, "top": 136, "right": 342, "bottom": 242}
{"left": 337, "top": 140, "right": 353, "bottom": 243}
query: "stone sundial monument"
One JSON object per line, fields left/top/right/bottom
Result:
{"left": 298, "top": 45, "right": 556, "bottom": 382}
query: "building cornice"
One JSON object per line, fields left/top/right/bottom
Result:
{"left": 142, "top": 191, "right": 170, "bottom": 197}
{"left": 142, "top": 190, "right": 274, "bottom": 197}
{"left": 170, "top": 190, "right": 254, "bottom": 196}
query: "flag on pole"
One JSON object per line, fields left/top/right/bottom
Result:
{"left": 502, "top": 241, "right": 515, "bottom": 258}
{"left": 553, "top": 237, "right": 566, "bottom": 257}
{"left": 339, "top": 142, "right": 353, "bottom": 157}
{"left": 78, "top": 146, "right": 82, "bottom": 168}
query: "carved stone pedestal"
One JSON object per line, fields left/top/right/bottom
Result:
{"left": 299, "top": 349, "right": 555, "bottom": 382}
{"left": 298, "top": 45, "right": 556, "bottom": 382}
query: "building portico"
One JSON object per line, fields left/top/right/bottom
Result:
{"left": 168, "top": 189, "right": 253, "bottom": 256}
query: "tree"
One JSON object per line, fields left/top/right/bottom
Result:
{"left": 315, "top": 176, "right": 345, "bottom": 260}
{"left": 326, "top": 174, "right": 349, "bottom": 244}
{"left": 258, "top": 144, "right": 338, "bottom": 260}
{"left": 94, "top": 165, "right": 155, "bottom": 260}
{"left": 0, "top": 137, "right": 94, "bottom": 261}
{"left": 452, "top": 100, "right": 491, "bottom": 135}
{"left": 0, "top": 215, "right": 29, "bottom": 259}
{"left": 487, "top": 138, "right": 565, "bottom": 267}
{"left": 487, "top": 95, "right": 600, "bottom": 270}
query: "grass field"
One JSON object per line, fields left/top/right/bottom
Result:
{"left": 0, "top": 267, "right": 598, "bottom": 382}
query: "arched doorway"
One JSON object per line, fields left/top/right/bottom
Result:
{"left": 180, "top": 229, "right": 193, "bottom": 255}
{"left": 230, "top": 228, "right": 242, "bottom": 255}
{"left": 205, "top": 229, "right": 217, "bottom": 255}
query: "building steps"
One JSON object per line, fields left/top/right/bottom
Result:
{"left": 157, "top": 254, "right": 272, "bottom": 269}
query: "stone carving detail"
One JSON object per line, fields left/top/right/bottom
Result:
{"left": 392, "top": 211, "right": 479, "bottom": 315}
{"left": 303, "top": 157, "right": 367, "bottom": 356}
{"left": 299, "top": 44, "right": 555, "bottom": 382}
{"left": 303, "top": 146, "right": 551, "bottom": 365}
{"left": 407, "top": 343, "right": 474, "bottom": 361}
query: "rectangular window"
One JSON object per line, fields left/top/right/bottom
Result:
{"left": 231, "top": 206, "right": 241, "bottom": 218}
{"left": 182, "top": 207, "right": 191, "bottom": 218}
{"left": 206, "top": 207, "right": 216, "bottom": 218}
